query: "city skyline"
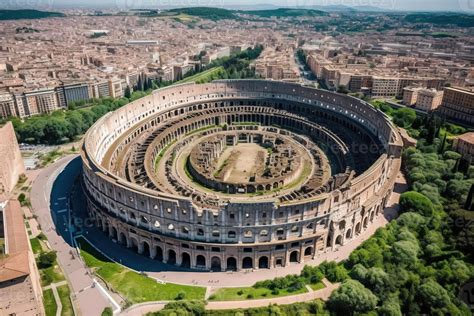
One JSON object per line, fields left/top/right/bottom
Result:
{"left": 1, "top": 0, "right": 474, "bottom": 12}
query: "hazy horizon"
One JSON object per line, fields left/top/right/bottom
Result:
{"left": 0, "top": 0, "right": 473, "bottom": 13}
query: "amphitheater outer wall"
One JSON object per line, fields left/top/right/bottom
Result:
{"left": 81, "top": 80, "right": 403, "bottom": 271}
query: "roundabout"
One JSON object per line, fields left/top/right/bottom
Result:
{"left": 80, "top": 80, "right": 403, "bottom": 273}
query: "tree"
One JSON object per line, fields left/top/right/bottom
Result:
{"left": 337, "top": 85, "right": 349, "bottom": 94}
{"left": 101, "top": 307, "right": 113, "bottom": 316}
{"left": 379, "top": 297, "right": 402, "bottom": 316}
{"left": 38, "top": 251, "right": 57, "bottom": 269}
{"left": 327, "top": 279, "right": 378, "bottom": 315}
{"left": 392, "top": 240, "right": 419, "bottom": 267}
{"left": 393, "top": 108, "right": 416, "bottom": 128}
{"left": 157, "top": 300, "right": 206, "bottom": 316}
{"left": 399, "top": 191, "right": 435, "bottom": 217}
{"left": 124, "top": 85, "right": 132, "bottom": 99}
{"left": 417, "top": 279, "right": 451, "bottom": 310}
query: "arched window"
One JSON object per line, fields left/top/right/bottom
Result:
{"left": 260, "top": 230, "right": 268, "bottom": 237}
{"left": 154, "top": 220, "right": 160, "bottom": 228}
{"left": 168, "top": 224, "right": 174, "bottom": 230}
{"left": 244, "top": 230, "right": 253, "bottom": 238}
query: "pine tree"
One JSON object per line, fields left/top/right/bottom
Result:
{"left": 438, "top": 133, "right": 447, "bottom": 154}
{"left": 124, "top": 85, "right": 131, "bottom": 99}
{"left": 465, "top": 184, "right": 474, "bottom": 211}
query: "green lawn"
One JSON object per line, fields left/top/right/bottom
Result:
{"left": 57, "top": 285, "right": 74, "bottom": 316}
{"left": 76, "top": 237, "right": 205, "bottom": 303}
{"left": 177, "top": 67, "right": 225, "bottom": 84}
{"left": 309, "top": 282, "right": 326, "bottom": 291}
{"left": 30, "top": 237, "right": 42, "bottom": 254}
{"left": 43, "top": 289, "right": 57, "bottom": 316}
{"left": 209, "top": 286, "right": 308, "bottom": 301}
{"left": 40, "top": 265, "right": 65, "bottom": 286}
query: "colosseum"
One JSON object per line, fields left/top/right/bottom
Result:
{"left": 81, "top": 80, "right": 403, "bottom": 272}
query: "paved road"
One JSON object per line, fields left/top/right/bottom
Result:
{"left": 30, "top": 155, "right": 112, "bottom": 316}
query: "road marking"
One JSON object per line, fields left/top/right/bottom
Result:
{"left": 57, "top": 209, "right": 68, "bottom": 214}
{"left": 58, "top": 197, "right": 67, "bottom": 201}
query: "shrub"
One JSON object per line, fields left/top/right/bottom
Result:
{"left": 38, "top": 251, "right": 57, "bottom": 269}
{"left": 399, "top": 191, "right": 435, "bottom": 216}
{"left": 101, "top": 307, "right": 113, "bottom": 316}
{"left": 175, "top": 290, "right": 186, "bottom": 300}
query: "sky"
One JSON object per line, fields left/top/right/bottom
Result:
{"left": 1, "top": 0, "right": 473, "bottom": 13}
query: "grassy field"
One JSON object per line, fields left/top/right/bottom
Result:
{"left": 177, "top": 67, "right": 225, "bottom": 84}
{"left": 309, "top": 282, "right": 326, "bottom": 291}
{"left": 31, "top": 237, "right": 66, "bottom": 286}
{"left": 57, "top": 285, "right": 74, "bottom": 316}
{"left": 30, "top": 237, "right": 42, "bottom": 254}
{"left": 40, "top": 265, "right": 66, "bottom": 286}
{"left": 209, "top": 285, "right": 308, "bottom": 301}
{"left": 76, "top": 237, "right": 205, "bottom": 303}
{"left": 43, "top": 289, "right": 57, "bottom": 316}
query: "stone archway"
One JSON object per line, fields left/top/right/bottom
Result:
{"left": 196, "top": 255, "right": 206, "bottom": 268}
{"left": 129, "top": 237, "right": 139, "bottom": 252}
{"left": 155, "top": 246, "right": 163, "bottom": 261}
{"left": 289, "top": 251, "right": 299, "bottom": 263}
{"left": 226, "top": 257, "right": 237, "bottom": 271}
{"left": 181, "top": 252, "right": 191, "bottom": 268}
{"left": 168, "top": 249, "right": 176, "bottom": 265}
{"left": 211, "top": 257, "right": 221, "bottom": 272}
{"left": 304, "top": 247, "right": 313, "bottom": 257}
{"left": 118, "top": 232, "right": 127, "bottom": 246}
{"left": 110, "top": 226, "right": 118, "bottom": 240}
{"left": 258, "top": 256, "right": 269, "bottom": 269}
{"left": 355, "top": 222, "right": 361, "bottom": 234}
{"left": 346, "top": 229, "right": 352, "bottom": 239}
{"left": 141, "top": 241, "right": 150, "bottom": 257}
{"left": 335, "top": 235, "right": 343, "bottom": 245}
{"left": 242, "top": 257, "right": 253, "bottom": 269}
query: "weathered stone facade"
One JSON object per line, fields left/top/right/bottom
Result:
{"left": 81, "top": 80, "right": 403, "bottom": 271}
{"left": 0, "top": 122, "right": 25, "bottom": 201}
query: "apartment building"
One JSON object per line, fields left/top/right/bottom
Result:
{"left": 415, "top": 89, "right": 444, "bottom": 112}
{"left": 0, "top": 93, "right": 16, "bottom": 118}
{"left": 438, "top": 87, "right": 474, "bottom": 125}
{"left": 454, "top": 132, "right": 474, "bottom": 162}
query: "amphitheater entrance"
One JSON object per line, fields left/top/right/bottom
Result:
{"left": 155, "top": 246, "right": 163, "bottom": 261}
{"left": 258, "top": 256, "right": 269, "bottom": 269}
{"left": 242, "top": 257, "right": 253, "bottom": 269}
{"left": 335, "top": 235, "right": 343, "bottom": 246}
{"left": 304, "top": 247, "right": 313, "bottom": 257}
{"left": 355, "top": 222, "right": 361, "bottom": 234}
{"left": 181, "top": 253, "right": 191, "bottom": 268}
{"left": 346, "top": 229, "right": 352, "bottom": 239}
{"left": 130, "top": 237, "right": 139, "bottom": 253}
{"left": 196, "top": 255, "right": 206, "bottom": 268}
{"left": 118, "top": 232, "right": 127, "bottom": 246}
{"left": 111, "top": 227, "right": 118, "bottom": 240}
{"left": 142, "top": 242, "right": 150, "bottom": 257}
{"left": 289, "top": 251, "right": 299, "bottom": 263}
{"left": 226, "top": 257, "right": 237, "bottom": 271}
{"left": 211, "top": 257, "right": 221, "bottom": 272}
{"left": 168, "top": 250, "right": 176, "bottom": 265}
